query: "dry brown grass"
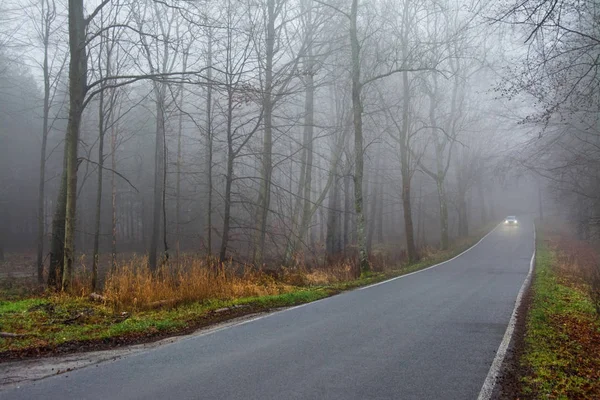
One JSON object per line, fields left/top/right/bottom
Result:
{"left": 99, "top": 254, "right": 367, "bottom": 311}
{"left": 102, "top": 256, "right": 299, "bottom": 310}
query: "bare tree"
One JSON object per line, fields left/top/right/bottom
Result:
{"left": 217, "top": 0, "right": 262, "bottom": 262}
{"left": 26, "top": 0, "right": 67, "bottom": 285}
{"left": 91, "top": 6, "right": 125, "bottom": 290}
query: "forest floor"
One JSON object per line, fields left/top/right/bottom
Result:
{"left": 0, "top": 228, "right": 495, "bottom": 364}
{"left": 496, "top": 226, "right": 600, "bottom": 399}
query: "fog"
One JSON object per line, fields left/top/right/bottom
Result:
{"left": 0, "top": 0, "right": 596, "bottom": 289}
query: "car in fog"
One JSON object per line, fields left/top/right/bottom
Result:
{"left": 504, "top": 216, "right": 518, "bottom": 226}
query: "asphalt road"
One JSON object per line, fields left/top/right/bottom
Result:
{"left": 1, "top": 220, "right": 534, "bottom": 400}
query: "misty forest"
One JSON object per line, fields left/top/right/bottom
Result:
{"left": 0, "top": 0, "right": 597, "bottom": 301}
{"left": 1, "top": 0, "right": 600, "bottom": 395}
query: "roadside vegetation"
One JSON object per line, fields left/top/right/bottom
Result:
{"left": 0, "top": 227, "right": 491, "bottom": 358}
{"left": 518, "top": 228, "right": 600, "bottom": 399}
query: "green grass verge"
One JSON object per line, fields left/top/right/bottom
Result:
{"left": 0, "top": 289, "right": 336, "bottom": 353}
{"left": 0, "top": 225, "right": 494, "bottom": 356}
{"left": 520, "top": 237, "right": 600, "bottom": 399}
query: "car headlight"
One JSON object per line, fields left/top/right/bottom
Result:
{"left": 505, "top": 220, "right": 508, "bottom": 223}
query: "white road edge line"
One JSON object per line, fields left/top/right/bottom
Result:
{"left": 357, "top": 223, "right": 500, "bottom": 291}
{"left": 477, "top": 223, "right": 536, "bottom": 400}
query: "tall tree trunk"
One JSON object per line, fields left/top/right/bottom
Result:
{"left": 92, "top": 28, "right": 113, "bottom": 288}
{"left": 427, "top": 73, "right": 450, "bottom": 251}
{"left": 205, "top": 26, "right": 213, "bottom": 256}
{"left": 48, "top": 165, "right": 66, "bottom": 288}
{"left": 149, "top": 90, "right": 165, "bottom": 272}
{"left": 110, "top": 122, "right": 117, "bottom": 271}
{"left": 318, "top": 161, "right": 325, "bottom": 245}
{"left": 284, "top": 6, "right": 314, "bottom": 263}
{"left": 366, "top": 171, "right": 379, "bottom": 254}
{"left": 284, "top": 140, "right": 307, "bottom": 261}
{"left": 92, "top": 86, "right": 105, "bottom": 291}
{"left": 415, "top": 179, "right": 421, "bottom": 247}
{"left": 254, "top": 0, "right": 275, "bottom": 265}
{"left": 376, "top": 182, "right": 384, "bottom": 244}
{"left": 36, "top": 21, "right": 51, "bottom": 285}
{"left": 326, "top": 176, "right": 340, "bottom": 256}
{"left": 436, "top": 178, "right": 449, "bottom": 249}
{"left": 162, "top": 108, "right": 169, "bottom": 262}
{"left": 61, "top": 0, "right": 87, "bottom": 291}
{"left": 292, "top": 141, "right": 342, "bottom": 253}
{"left": 299, "top": 32, "right": 315, "bottom": 254}
{"left": 343, "top": 172, "right": 350, "bottom": 253}
{"left": 399, "top": 68, "right": 417, "bottom": 261}
{"left": 219, "top": 85, "right": 235, "bottom": 262}
{"left": 176, "top": 49, "right": 189, "bottom": 264}
{"left": 175, "top": 87, "right": 183, "bottom": 265}
{"left": 457, "top": 188, "right": 468, "bottom": 237}
{"left": 456, "top": 163, "right": 469, "bottom": 237}
{"left": 350, "top": 0, "right": 369, "bottom": 273}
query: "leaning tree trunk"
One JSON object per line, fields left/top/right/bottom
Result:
{"left": 61, "top": 0, "right": 87, "bottom": 291}
{"left": 350, "top": 0, "right": 369, "bottom": 273}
